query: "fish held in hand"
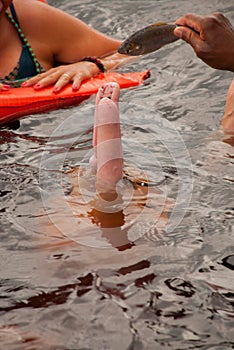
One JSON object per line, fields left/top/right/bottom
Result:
{"left": 118, "top": 22, "right": 179, "bottom": 56}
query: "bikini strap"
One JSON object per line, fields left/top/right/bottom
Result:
{"left": 9, "top": 3, "right": 25, "bottom": 45}
{"left": 9, "top": 3, "right": 19, "bottom": 25}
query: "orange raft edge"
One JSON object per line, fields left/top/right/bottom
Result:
{"left": 0, "top": 71, "right": 150, "bottom": 126}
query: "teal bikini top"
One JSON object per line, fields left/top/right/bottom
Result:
{"left": 0, "top": 3, "right": 44, "bottom": 87}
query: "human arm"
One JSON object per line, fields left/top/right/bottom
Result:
{"left": 15, "top": 0, "right": 132, "bottom": 91}
{"left": 173, "top": 13, "right": 234, "bottom": 72}
{"left": 222, "top": 78, "right": 234, "bottom": 134}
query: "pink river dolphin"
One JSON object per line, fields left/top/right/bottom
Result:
{"left": 37, "top": 81, "right": 170, "bottom": 251}
{"left": 86, "top": 81, "right": 169, "bottom": 249}
{"left": 88, "top": 81, "right": 134, "bottom": 249}
{"left": 90, "top": 81, "right": 123, "bottom": 200}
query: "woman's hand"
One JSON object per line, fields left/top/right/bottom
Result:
{"left": 174, "top": 13, "right": 234, "bottom": 72}
{"left": 21, "top": 61, "right": 100, "bottom": 92}
{"left": 0, "top": 83, "right": 10, "bottom": 91}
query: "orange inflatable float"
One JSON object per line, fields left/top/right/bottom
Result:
{"left": 0, "top": 71, "right": 149, "bottom": 125}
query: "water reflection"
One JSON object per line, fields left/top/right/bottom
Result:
{"left": 0, "top": 0, "right": 234, "bottom": 349}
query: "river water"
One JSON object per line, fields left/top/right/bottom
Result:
{"left": 0, "top": 0, "right": 233, "bottom": 349}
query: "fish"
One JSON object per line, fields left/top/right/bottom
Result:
{"left": 118, "top": 22, "right": 179, "bottom": 56}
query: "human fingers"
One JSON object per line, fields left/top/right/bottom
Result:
{"left": 174, "top": 13, "right": 206, "bottom": 52}
{"left": 72, "top": 62, "right": 99, "bottom": 90}
{"left": 174, "top": 25, "right": 201, "bottom": 48}
{"left": 70, "top": 73, "right": 83, "bottom": 91}
{"left": 175, "top": 14, "right": 205, "bottom": 36}
{"left": 53, "top": 62, "right": 99, "bottom": 92}
{"left": 0, "top": 83, "right": 10, "bottom": 91}
{"left": 52, "top": 72, "right": 75, "bottom": 92}
{"left": 21, "top": 69, "right": 65, "bottom": 89}
{"left": 174, "top": 22, "right": 218, "bottom": 67}
{"left": 22, "top": 62, "right": 99, "bottom": 92}
{"left": 52, "top": 71, "right": 86, "bottom": 92}
{"left": 175, "top": 12, "right": 232, "bottom": 41}
{"left": 174, "top": 13, "right": 224, "bottom": 43}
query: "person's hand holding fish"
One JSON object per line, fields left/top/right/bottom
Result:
{"left": 118, "top": 13, "right": 234, "bottom": 134}
{"left": 174, "top": 12, "right": 234, "bottom": 72}
{"left": 118, "top": 12, "right": 234, "bottom": 73}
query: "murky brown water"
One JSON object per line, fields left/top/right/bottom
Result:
{"left": 0, "top": 1, "right": 234, "bottom": 349}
